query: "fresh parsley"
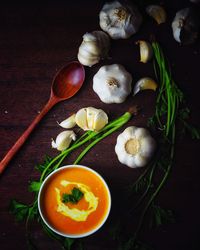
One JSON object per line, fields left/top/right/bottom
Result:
{"left": 62, "top": 188, "right": 84, "bottom": 204}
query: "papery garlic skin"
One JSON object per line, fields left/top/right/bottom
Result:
{"left": 75, "top": 107, "right": 108, "bottom": 132}
{"left": 78, "top": 31, "right": 110, "bottom": 67}
{"left": 52, "top": 131, "right": 76, "bottom": 151}
{"left": 115, "top": 126, "right": 156, "bottom": 168}
{"left": 58, "top": 114, "right": 76, "bottom": 129}
{"left": 93, "top": 64, "right": 132, "bottom": 103}
{"left": 99, "top": 1, "right": 142, "bottom": 39}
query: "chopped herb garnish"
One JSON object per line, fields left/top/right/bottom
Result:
{"left": 62, "top": 188, "right": 84, "bottom": 204}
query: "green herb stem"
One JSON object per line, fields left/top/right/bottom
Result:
{"left": 130, "top": 160, "right": 157, "bottom": 213}
{"left": 74, "top": 112, "right": 132, "bottom": 164}
{"left": 40, "top": 112, "right": 133, "bottom": 181}
{"left": 132, "top": 125, "right": 175, "bottom": 244}
{"left": 40, "top": 131, "right": 97, "bottom": 181}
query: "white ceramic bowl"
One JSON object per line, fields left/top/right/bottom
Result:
{"left": 38, "top": 165, "right": 111, "bottom": 238}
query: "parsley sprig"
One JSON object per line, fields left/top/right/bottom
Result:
{"left": 62, "top": 188, "right": 84, "bottom": 204}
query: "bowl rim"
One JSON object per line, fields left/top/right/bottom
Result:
{"left": 38, "top": 164, "right": 111, "bottom": 238}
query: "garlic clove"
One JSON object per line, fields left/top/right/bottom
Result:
{"left": 140, "top": 136, "right": 156, "bottom": 157}
{"left": 58, "top": 114, "right": 76, "bottom": 129}
{"left": 75, "top": 107, "right": 108, "bottom": 132}
{"left": 93, "top": 110, "right": 108, "bottom": 131}
{"left": 52, "top": 131, "right": 76, "bottom": 151}
{"left": 51, "top": 140, "right": 57, "bottom": 149}
{"left": 146, "top": 5, "right": 167, "bottom": 25}
{"left": 123, "top": 126, "right": 137, "bottom": 140}
{"left": 75, "top": 108, "right": 88, "bottom": 130}
{"left": 86, "top": 107, "right": 97, "bottom": 130}
{"left": 134, "top": 154, "right": 147, "bottom": 167}
{"left": 136, "top": 40, "right": 153, "bottom": 63}
{"left": 133, "top": 77, "right": 158, "bottom": 95}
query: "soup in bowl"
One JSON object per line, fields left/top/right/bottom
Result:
{"left": 38, "top": 165, "right": 111, "bottom": 238}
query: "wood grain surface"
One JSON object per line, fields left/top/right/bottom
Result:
{"left": 0, "top": 0, "right": 200, "bottom": 249}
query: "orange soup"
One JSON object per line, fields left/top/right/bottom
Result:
{"left": 39, "top": 165, "right": 111, "bottom": 236}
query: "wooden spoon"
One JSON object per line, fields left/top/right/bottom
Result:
{"left": 0, "top": 61, "right": 85, "bottom": 174}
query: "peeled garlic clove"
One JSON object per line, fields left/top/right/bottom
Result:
{"left": 51, "top": 131, "right": 76, "bottom": 151}
{"left": 146, "top": 5, "right": 166, "bottom": 24}
{"left": 93, "top": 64, "right": 132, "bottom": 104}
{"left": 133, "top": 77, "right": 158, "bottom": 95}
{"left": 99, "top": 1, "right": 142, "bottom": 39}
{"left": 58, "top": 114, "right": 76, "bottom": 129}
{"left": 172, "top": 8, "right": 199, "bottom": 45}
{"left": 75, "top": 107, "right": 108, "bottom": 131}
{"left": 136, "top": 40, "right": 153, "bottom": 63}
{"left": 78, "top": 30, "right": 110, "bottom": 67}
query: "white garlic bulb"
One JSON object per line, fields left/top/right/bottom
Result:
{"left": 58, "top": 114, "right": 76, "bottom": 129}
{"left": 77, "top": 30, "right": 110, "bottom": 67}
{"left": 99, "top": 1, "right": 142, "bottom": 39}
{"left": 75, "top": 107, "right": 108, "bottom": 132}
{"left": 115, "top": 126, "right": 156, "bottom": 168}
{"left": 93, "top": 64, "right": 132, "bottom": 104}
{"left": 52, "top": 131, "right": 76, "bottom": 151}
{"left": 172, "top": 8, "right": 199, "bottom": 45}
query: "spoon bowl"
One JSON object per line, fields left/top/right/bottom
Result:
{"left": 52, "top": 61, "right": 85, "bottom": 99}
{"left": 0, "top": 61, "right": 85, "bottom": 174}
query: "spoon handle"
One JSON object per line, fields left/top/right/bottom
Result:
{"left": 0, "top": 97, "right": 57, "bottom": 174}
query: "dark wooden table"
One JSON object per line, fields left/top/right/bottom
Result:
{"left": 0, "top": 0, "right": 200, "bottom": 249}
